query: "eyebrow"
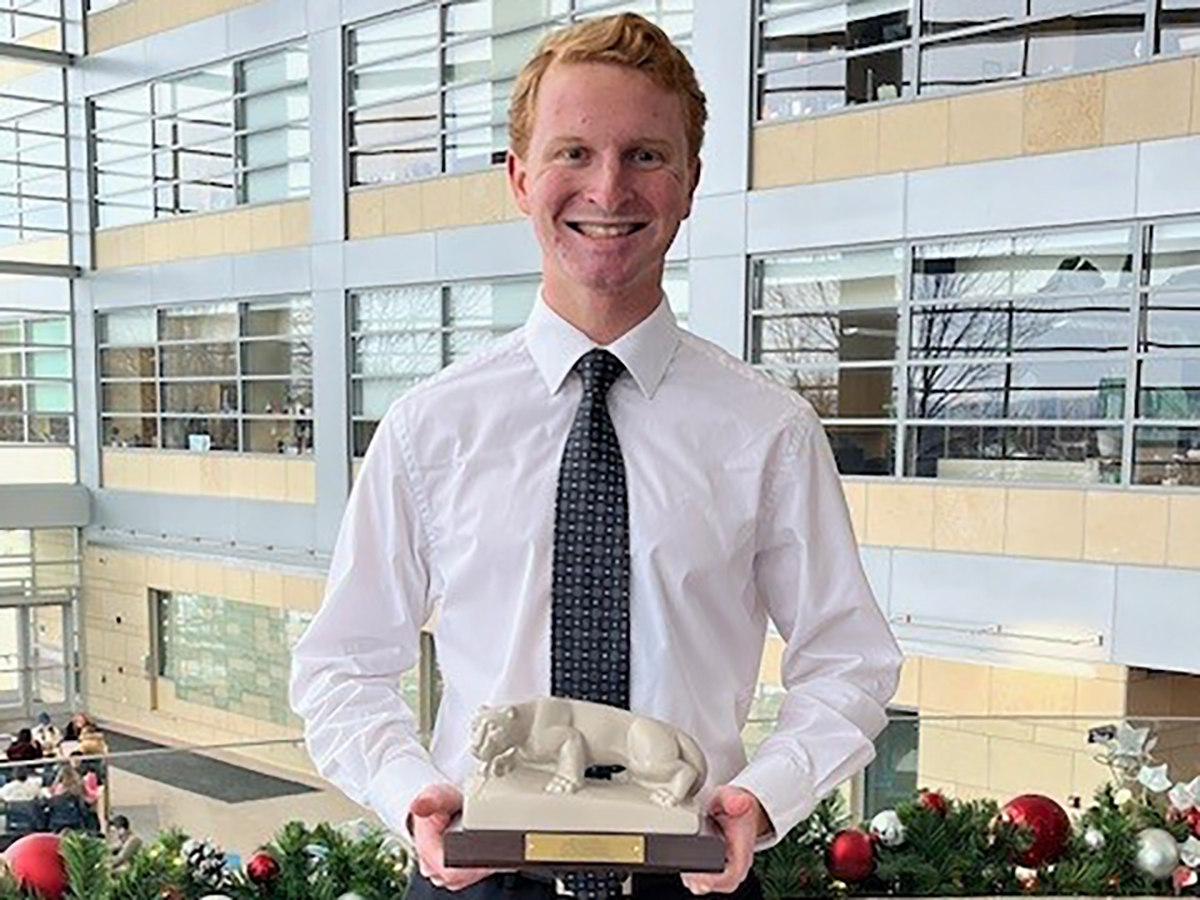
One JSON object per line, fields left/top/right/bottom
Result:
{"left": 543, "top": 136, "right": 677, "bottom": 153}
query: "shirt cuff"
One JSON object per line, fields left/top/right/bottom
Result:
{"left": 728, "top": 751, "right": 816, "bottom": 851}
{"left": 367, "top": 755, "right": 455, "bottom": 846}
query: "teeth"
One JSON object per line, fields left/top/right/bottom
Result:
{"left": 574, "top": 223, "right": 639, "bottom": 238}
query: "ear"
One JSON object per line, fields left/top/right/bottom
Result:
{"left": 506, "top": 151, "right": 531, "bottom": 216}
{"left": 681, "top": 157, "right": 702, "bottom": 221}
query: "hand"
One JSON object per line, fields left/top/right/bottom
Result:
{"left": 409, "top": 784, "right": 496, "bottom": 891}
{"left": 681, "top": 786, "right": 770, "bottom": 896}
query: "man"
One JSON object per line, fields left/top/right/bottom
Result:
{"left": 0, "top": 767, "right": 44, "bottom": 802}
{"left": 290, "top": 13, "right": 901, "bottom": 900}
{"left": 108, "top": 815, "right": 142, "bottom": 871}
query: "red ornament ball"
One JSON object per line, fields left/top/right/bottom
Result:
{"left": 826, "top": 829, "right": 876, "bottom": 883}
{"left": 1000, "top": 794, "right": 1071, "bottom": 868}
{"left": 3, "top": 833, "right": 67, "bottom": 899}
{"left": 918, "top": 789, "right": 949, "bottom": 815}
{"left": 1186, "top": 807, "right": 1200, "bottom": 838}
{"left": 246, "top": 849, "right": 281, "bottom": 885}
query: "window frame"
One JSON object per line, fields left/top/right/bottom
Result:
{"left": 0, "top": 308, "right": 75, "bottom": 446}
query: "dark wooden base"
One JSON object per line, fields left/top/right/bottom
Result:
{"left": 444, "top": 828, "right": 726, "bottom": 873}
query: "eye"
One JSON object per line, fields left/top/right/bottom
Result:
{"left": 558, "top": 145, "right": 588, "bottom": 164}
{"left": 630, "top": 148, "right": 664, "bottom": 167}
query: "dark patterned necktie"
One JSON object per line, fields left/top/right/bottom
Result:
{"left": 551, "top": 349, "right": 630, "bottom": 900}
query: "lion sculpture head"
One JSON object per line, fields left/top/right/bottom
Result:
{"left": 469, "top": 705, "right": 520, "bottom": 767}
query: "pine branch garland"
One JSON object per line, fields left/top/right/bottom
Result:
{"left": 61, "top": 831, "right": 112, "bottom": 900}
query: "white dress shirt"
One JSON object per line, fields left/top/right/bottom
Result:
{"left": 290, "top": 296, "right": 902, "bottom": 846}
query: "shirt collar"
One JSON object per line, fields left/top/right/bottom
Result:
{"left": 525, "top": 288, "right": 681, "bottom": 399}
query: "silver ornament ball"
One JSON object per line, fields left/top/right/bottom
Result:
{"left": 1136, "top": 827, "right": 1180, "bottom": 880}
{"left": 1084, "top": 827, "right": 1105, "bottom": 850}
{"left": 869, "top": 810, "right": 906, "bottom": 847}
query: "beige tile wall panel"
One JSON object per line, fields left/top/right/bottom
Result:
{"left": 918, "top": 724, "right": 990, "bottom": 789}
{"left": 864, "top": 482, "right": 934, "bottom": 548}
{"left": 1193, "top": 58, "right": 1200, "bottom": 133}
{"left": 190, "top": 212, "right": 226, "bottom": 257}
{"left": 1167, "top": 494, "right": 1200, "bottom": 568}
{"left": 814, "top": 110, "right": 879, "bottom": 182}
{"left": 87, "top": 0, "right": 261, "bottom": 53}
{"left": 1074, "top": 675, "right": 1127, "bottom": 716}
{"left": 1083, "top": 491, "right": 1169, "bottom": 564}
{"left": 0, "top": 446, "right": 75, "bottom": 484}
{"left": 758, "top": 634, "right": 784, "bottom": 685}
{"left": 459, "top": 170, "right": 510, "bottom": 224}
{"left": 752, "top": 121, "right": 816, "bottom": 189}
{"left": 382, "top": 184, "right": 424, "bottom": 235}
{"left": 892, "top": 657, "right": 920, "bottom": 707}
{"left": 348, "top": 188, "right": 385, "bottom": 239}
{"left": 931, "top": 485, "right": 1006, "bottom": 553}
{"left": 989, "top": 667, "right": 1076, "bottom": 716}
{"left": 280, "top": 201, "right": 311, "bottom": 246}
{"left": 0, "top": 58, "right": 41, "bottom": 87}
{"left": 987, "top": 737, "right": 1075, "bottom": 797}
{"left": 101, "top": 449, "right": 312, "bottom": 503}
{"left": 918, "top": 658, "right": 991, "bottom": 714}
{"left": 248, "top": 205, "right": 284, "bottom": 252}
{"left": 947, "top": 88, "right": 1025, "bottom": 164}
{"left": 1023, "top": 73, "right": 1104, "bottom": 155}
{"left": 840, "top": 480, "right": 867, "bottom": 540}
{"left": 420, "top": 177, "right": 464, "bottom": 232}
{"left": 878, "top": 99, "right": 949, "bottom": 173}
{"left": 1102, "top": 59, "right": 1193, "bottom": 145}
{"left": 1002, "top": 488, "right": 1085, "bottom": 560}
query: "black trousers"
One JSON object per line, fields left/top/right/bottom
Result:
{"left": 406, "top": 871, "right": 764, "bottom": 900}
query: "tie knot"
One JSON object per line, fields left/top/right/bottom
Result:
{"left": 576, "top": 349, "right": 625, "bottom": 397}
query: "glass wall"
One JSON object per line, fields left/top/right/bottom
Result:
{"left": 347, "top": 0, "right": 693, "bottom": 186}
{"left": 1, "top": 0, "right": 64, "bottom": 53}
{"left": 752, "top": 218, "right": 1200, "bottom": 486}
{"left": 349, "top": 266, "right": 689, "bottom": 457}
{"left": 90, "top": 43, "right": 309, "bottom": 228}
{"left": 755, "top": 0, "right": 1191, "bottom": 122}
{"left": 0, "top": 309, "right": 73, "bottom": 445}
{"left": 97, "top": 296, "right": 313, "bottom": 455}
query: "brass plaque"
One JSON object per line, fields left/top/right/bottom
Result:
{"left": 525, "top": 833, "right": 646, "bottom": 864}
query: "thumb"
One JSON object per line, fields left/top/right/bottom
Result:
{"left": 410, "top": 785, "right": 461, "bottom": 820}
{"left": 711, "top": 787, "right": 755, "bottom": 820}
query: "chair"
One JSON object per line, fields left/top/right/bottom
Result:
{"left": 4, "top": 799, "right": 45, "bottom": 836}
{"left": 45, "top": 795, "right": 84, "bottom": 833}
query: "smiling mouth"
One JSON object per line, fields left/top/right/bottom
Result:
{"left": 566, "top": 222, "right": 648, "bottom": 238}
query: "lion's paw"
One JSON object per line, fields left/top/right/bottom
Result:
{"left": 650, "top": 787, "right": 680, "bottom": 808}
{"left": 546, "top": 775, "right": 580, "bottom": 794}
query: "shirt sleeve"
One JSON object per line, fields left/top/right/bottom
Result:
{"left": 289, "top": 404, "right": 450, "bottom": 842}
{"left": 728, "top": 408, "right": 903, "bottom": 846}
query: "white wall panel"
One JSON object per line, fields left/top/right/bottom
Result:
{"left": 1137, "top": 136, "right": 1200, "bottom": 219}
{"left": 747, "top": 174, "right": 906, "bottom": 254}
{"left": 1113, "top": 566, "right": 1200, "bottom": 675}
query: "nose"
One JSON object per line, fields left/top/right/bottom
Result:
{"left": 583, "top": 152, "right": 635, "bottom": 213}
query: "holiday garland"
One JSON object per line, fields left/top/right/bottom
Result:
{"left": 0, "top": 724, "right": 1195, "bottom": 899}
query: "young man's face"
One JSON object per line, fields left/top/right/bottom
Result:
{"left": 508, "top": 61, "right": 699, "bottom": 304}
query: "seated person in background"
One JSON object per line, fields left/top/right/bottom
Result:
{"left": 108, "top": 815, "right": 142, "bottom": 872}
{"left": 62, "top": 711, "right": 93, "bottom": 744}
{"left": 0, "top": 767, "right": 45, "bottom": 802}
{"left": 6, "top": 729, "right": 42, "bottom": 762}
{"left": 49, "top": 760, "right": 84, "bottom": 799}
{"left": 32, "top": 713, "right": 61, "bottom": 755}
{"left": 78, "top": 725, "right": 108, "bottom": 758}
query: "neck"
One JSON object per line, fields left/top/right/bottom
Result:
{"left": 542, "top": 272, "right": 662, "bottom": 345}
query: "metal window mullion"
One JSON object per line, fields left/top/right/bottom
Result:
{"left": 896, "top": 240, "right": 915, "bottom": 478}
{"left": 437, "top": 4, "right": 448, "bottom": 176}
{"left": 237, "top": 301, "right": 246, "bottom": 451}
{"left": 1124, "top": 224, "right": 1150, "bottom": 485}
{"left": 1147, "top": 0, "right": 1161, "bottom": 54}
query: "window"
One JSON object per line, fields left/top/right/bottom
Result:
{"left": 861, "top": 709, "right": 917, "bottom": 818}
{"left": 0, "top": 309, "right": 73, "bottom": 445}
{"left": 152, "top": 589, "right": 309, "bottom": 727}
{"left": 347, "top": 0, "right": 693, "bottom": 186}
{"left": 97, "top": 296, "right": 313, "bottom": 455}
{"left": 751, "top": 246, "right": 904, "bottom": 475}
{"left": 350, "top": 276, "right": 541, "bottom": 456}
{"left": 907, "top": 227, "right": 1134, "bottom": 483}
{"left": 749, "top": 222, "right": 1200, "bottom": 486}
{"left": 1135, "top": 219, "right": 1200, "bottom": 486}
{"left": 349, "top": 265, "right": 689, "bottom": 457}
{"left": 757, "top": 0, "right": 1151, "bottom": 122}
{"left": 90, "top": 43, "right": 309, "bottom": 228}
{"left": 0, "top": 66, "right": 70, "bottom": 265}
